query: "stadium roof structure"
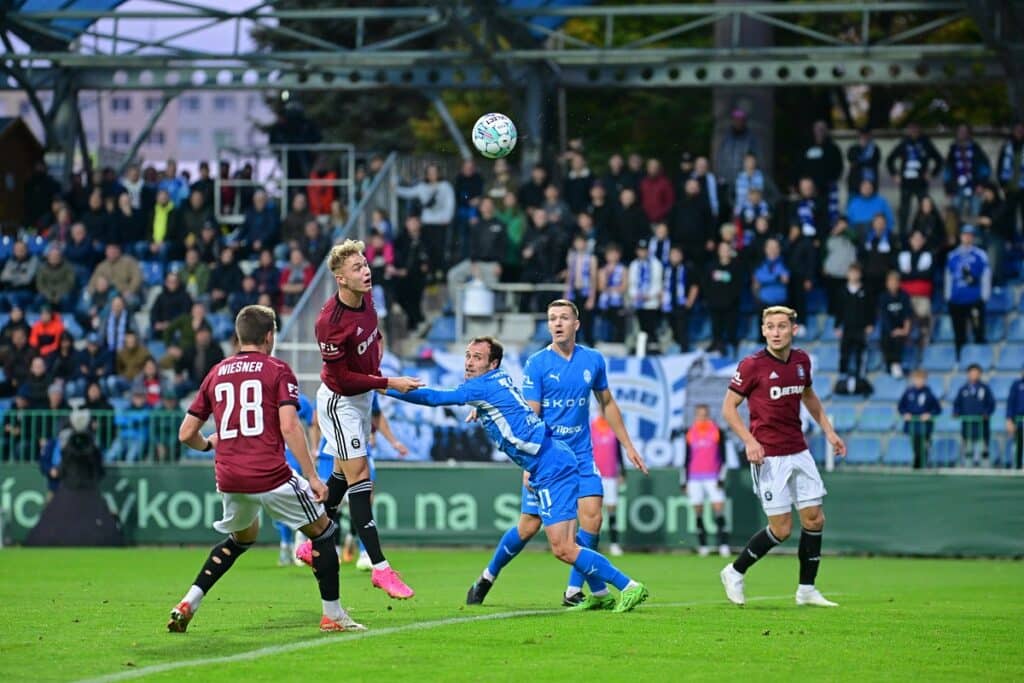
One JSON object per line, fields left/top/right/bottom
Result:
{"left": 1, "top": 1, "right": 1021, "bottom": 174}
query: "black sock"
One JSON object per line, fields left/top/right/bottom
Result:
{"left": 348, "top": 479, "right": 385, "bottom": 565}
{"left": 715, "top": 515, "right": 728, "bottom": 547}
{"left": 193, "top": 535, "right": 252, "bottom": 593}
{"left": 310, "top": 520, "right": 340, "bottom": 601}
{"left": 329, "top": 510, "right": 341, "bottom": 547}
{"left": 608, "top": 512, "right": 619, "bottom": 544}
{"left": 325, "top": 472, "right": 348, "bottom": 518}
{"left": 798, "top": 528, "right": 823, "bottom": 585}
{"left": 696, "top": 516, "right": 708, "bottom": 547}
{"left": 733, "top": 526, "right": 781, "bottom": 574}
{"left": 349, "top": 512, "right": 358, "bottom": 539}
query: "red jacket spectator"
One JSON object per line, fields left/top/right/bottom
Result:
{"left": 308, "top": 168, "right": 338, "bottom": 215}
{"left": 29, "top": 309, "right": 65, "bottom": 357}
{"left": 639, "top": 160, "right": 675, "bottom": 223}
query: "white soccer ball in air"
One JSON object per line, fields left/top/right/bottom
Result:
{"left": 472, "top": 113, "right": 517, "bottom": 159}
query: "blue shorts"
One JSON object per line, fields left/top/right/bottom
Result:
{"left": 528, "top": 474, "right": 579, "bottom": 525}
{"left": 521, "top": 454, "right": 603, "bottom": 516}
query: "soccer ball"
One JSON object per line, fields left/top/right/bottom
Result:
{"left": 472, "top": 113, "right": 517, "bottom": 159}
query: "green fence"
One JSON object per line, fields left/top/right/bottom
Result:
{"left": 2, "top": 464, "right": 1021, "bottom": 556}
{"left": 1, "top": 410, "right": 187, "bottom": 463}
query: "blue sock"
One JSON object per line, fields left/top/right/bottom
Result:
{"left": 567, "top": 530, "right": 605, "bottom": 594}
{"left": 486, "top": 527, "right": 529, "bottom": 579}
{"left": 573, "top": 547, "right": 630, "bottom": 591}
{"left": 275, "top": 522, "right": 292, "bottom": 546}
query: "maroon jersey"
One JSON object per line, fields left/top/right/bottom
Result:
{"left": 315, "top": 291, "right": 387, "bottom": 396}
{"left": 728, "top": 348, "right": 811, "bottom": 457}
{"left": 188, "top": 351, "right": 299, "bottom": 493}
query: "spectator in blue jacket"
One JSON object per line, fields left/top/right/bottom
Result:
{"left": 105, "top": 387, "right": 150, "bottom": 462}
{"left": 952, "top": 363, "right": 995, "bottom": 467}
{"left": 943, "top": 124, "right": 991, "bottom": 219}
{"left": 752, "top": 238, "right": 789, "bottom": 313}
{"left": 944, "top": 225, "right": 990, "bottom": 359}
{"left": 846, "top": 179, "right": 894, "bottom": 237}
{"left": 899, "top": 368, "right": 942, "bottom": 469}
{"left": 1006, "top": 369, "right": 1024, "bottom": 470}
{"left": 231, "top": 189, "right": 280, "bottom": 257}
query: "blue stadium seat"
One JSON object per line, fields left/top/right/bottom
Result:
{"left": 109, "top": 397, "right": 130, "bottom": 411}
{"left": 426, "top": 316, "right": 456, "bottom": 344}
{"left": 929, "top": 437, "right": 960, "bottom": 467}
{"left": 531, "top": 319, "right": 551, "bottom": 343}
{"left": 209, "top": 314, "right": 235, "bottom": 342}
{"left": 871, "top": 374, "right": 907, "bottom": 402}
{"left": 806, "top": 288, "right": 828, "bottom": 315}
{"left": 933, "top": 412, "right": 960, "bottom": 433}
{"left": 0, "top": 235, "right": 12, "bottom": 261}
{"left": 988, "top": 287, "right": 1013, "bottom": 315}
{"left": 1007, "top": 317, "right": 1024, "bottom": 342}
{"left": 927, "top": 374, "right": 947, "bottom": 399}
{"left": 167, "top": 260, "right": 186, "bottom": 274}
{"left": 831, "top": 404, "right": 859, "bottom": 432}
{"left": 740, "top": 316, "right": 760, "bottom": 341}
{"left": 858, "top": 404, "right": 897, "bottom": 432}
{"left": 845, "top": 435, "right": 881, "bottom": 464}
{"left": 62, "top": 316, "right": 83, "bottom": 339}
{"left": 141, "top": 261, "right": 165, "bottom": 287}
{"left": 737, "top": 341, "right": 761, "bottom": 358}
{"left": 26, "top": 235, "right": 48, "bottom": 257}
{"left": 813, "top": 372, "right": 834, "bottom": 400}
{"left": 806, "top": 431, "right": 826, "bottom": 464}
{"left": 688, "top": 314, "right": 710, "bottom": 342}
{"left": 798, "top": 315, "right": 821, "bottom": 341}
{"left": 0, "top": 313, "right": 8, "bottom": 331}
{"left": 933, "top": 316, "right": 955, "bottom": 343}
{"left": 0, "top": 397, "right": 12, "bottom": 411}
{"left": 986, "top": 316, "right": 1006, "bottom": 342}
{"left": 991, "top": 435, "right": 1011, "bottom": 468}
{"left": 959, "top": 344, "right": 991, "bottom": 370}
{"left": 814, "top": 345, "right": 840, "bottom": 373}
{"left": 883, "top": 435, "right": 914, "bottom": 466}
{"left": 989, "top": 374, "right": 1017, "bottom": 400}
{"left": 921, "top": 344, "right": 956, "bottom": 371}
{"left": 994, "top": 345, "right": 1021, "bottom": 371}
{"left": 147, "top": 340, "right": 167, "bottom": 359}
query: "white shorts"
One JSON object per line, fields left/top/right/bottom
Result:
{"left": 750, "top": 449, "right": 827, "bottom": 517}
{"left": 317, "top": 384, "right": 371, "bottom": 461}
{"left": 687, "top": 478, "right": 726, "bottom": 506}
{"left": 601, "top": 477, "right": 619, "bottom": 506}
{"left": 214, "top": 474, "right": 324, "bottom": 534}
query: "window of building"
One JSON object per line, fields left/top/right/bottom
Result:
{"left": 212, "top": 129, "right": 235, "bottom": 148}
{"left": 146, "top": 130, "right": 166, "bottom": 147}
{"left": 109, "top": 130, "right": 131, "bottom": 146}
{"left": 111, "top": 96, "right": 132, "bottom": 112}
{"left": 178, "top": 128, "right": 201, "bottom": 147}
{"left": 145, "top": 96, "right": 163, "bottom": 112}
{"left": 180, "top": 95, "right": 201, "bottom": 113}
{"left": 212, "top": 95, "right": 236, "bottom": 112}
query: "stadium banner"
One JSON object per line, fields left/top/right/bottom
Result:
{"left": 2, "top": 464, "right": 1022, "bottom": 555}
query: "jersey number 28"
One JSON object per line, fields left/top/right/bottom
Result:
{"left": 214, "top": 380, "right": 264, "bottom": 439}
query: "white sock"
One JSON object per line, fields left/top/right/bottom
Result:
{"left": 624, "top": 580, "right": 639, "bottom": 591}
{"left": 482, "top": 568, "right": 496, "bottom": 583}
{"left": 322, "top": 599, "right": 343, "bottom": 621}
{"left": 183, "top": 585, "right": 205, "bottom": 610}
{"left": 279, "top": 542, "right": 290, "bottom": 550}
{"left": 798, "top": 584, "right": 815, "bottom": 591}
{"left": 565, "top": 586, "right": 583, "bottom": 598}
{"left": 372, "top": 560, "right": 390, "bottom": 570}
{"left": 592, "top": 588, "right": 610, "bottom": 597}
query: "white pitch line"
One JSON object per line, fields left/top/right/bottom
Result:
{"left": 77, "top": 593, "right": 843, "bottom": 683}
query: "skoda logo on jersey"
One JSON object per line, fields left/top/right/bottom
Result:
{"left": 542, "top": 396, "right": 589, "bottom": 409}
{"left": 583, "top": 369, "right": 592, "bottom": 384}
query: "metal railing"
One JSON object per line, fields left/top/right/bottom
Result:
{"left": 275, "top": 151, "right": 399, "bottom": 394}
{"left": 213, "top": 143, "right": 358, "bottom": 224}
{"left": 0, "top": 409, "right": 195, "bottom": 464}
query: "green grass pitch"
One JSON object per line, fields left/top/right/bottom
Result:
{"left": 1, "top": 548, "right": 1021, "bottom": 682}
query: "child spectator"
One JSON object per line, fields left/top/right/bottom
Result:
{"left": 899, "top": 369, "right": 941, "bottom": 469}
{"left": 952, "top": 363, "right": 995, "bottom": 467}
{"left": 105, "top": 387, "right": 150, "bottom": 462}
{"left": 835, "top": 263, "right": 871, "bottom": 387}
{"left": 597, "top": 243, "right": 628, "bottom": 343}
{"left": 877, "top": 271, "right": 912, "bottom": 378}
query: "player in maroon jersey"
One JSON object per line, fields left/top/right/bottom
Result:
{"left": 167, "top": 305, "right": 365, "bottom": 634}
{"left": 719, "top": 305, "right": 846, "bottom": 608}
{"left": 307, "top": 239, "right": 422, "bottom": 599}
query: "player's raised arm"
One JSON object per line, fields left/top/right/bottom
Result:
{"left": 801, "top": 386, "right": 846, "bottom": 458}
{"left": 280, "top": 404, "right": 327, "bottom": 501}
{"left": 595, "top": 388, "right": 648, "bottom": 474}
{"left": 386, "top": 384, "right": 472, "bottom": 407}
{"left": 722, "top": 387, "right": 763, "bottom": 464}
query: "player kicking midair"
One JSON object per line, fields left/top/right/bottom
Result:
{"left": 719, "top": 306, "right": 846, "bottom": 608}
{"left": 387, "top": 336, "right": 649, "bottom": 612}
{"left": 167, "top": 305, "right": 364, "bottom": 633}
{"left": 298, "top": 240, "right": 422, "bottom": 600}
{"left": 464, "top": 299, "right": 648, "bottom": 609}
